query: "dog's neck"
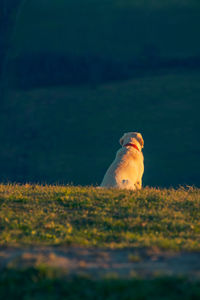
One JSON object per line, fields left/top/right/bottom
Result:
{"left": 123, "top": 143, "right": 140, "bottom": 152}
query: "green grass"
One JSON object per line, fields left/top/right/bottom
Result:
{"left": 0, "top": 184, "right": 199, "bottom": 250}
{"left": 0, "top": 266, "right": 200, "bottom": 300}
{"left": 2, "top": 70, "right": 200, "bottom": 187}
{"left": 0, "top": 184, "right": 199, "bottom": 299}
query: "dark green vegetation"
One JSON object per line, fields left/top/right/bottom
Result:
{"left": 1, "top": 266, "right": 200, "bottom": 300}
{"left": 1, "top": 0, "right": 200, "bottom": 186}
{"left": 0, "top": 184, "right": 199, "bottom": 250}
{"left": 1, "top": 71, "right": 200, "bottom": 187}
{"left": 1, "top": 2, "right": 199, "bottom": 298}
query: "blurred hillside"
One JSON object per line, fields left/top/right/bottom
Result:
{"left": 0, "top": 0, "right": 200, "bottom": 187}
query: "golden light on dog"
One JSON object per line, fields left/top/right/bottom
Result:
{"left": 101, "top": 132, "right": 144, "bottom": 190}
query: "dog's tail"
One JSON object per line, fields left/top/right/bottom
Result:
{"left": 122, "top": 179, "right": 129, "bottom": 185}
{"left": 120, "top": 179, "right": 136, "bottom": 190}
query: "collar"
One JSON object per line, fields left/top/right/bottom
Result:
{"left": 123, "top": 143, "right": 140, "bottom": 152}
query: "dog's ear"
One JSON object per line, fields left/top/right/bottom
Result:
{"left": 119, "top": 133, "right": 127, "bottom": 146}
{"left": 136, "top": 133, "right": 144, "bottom": 148}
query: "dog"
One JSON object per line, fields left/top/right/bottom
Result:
{"left": 100, "top": 132, "right": 144, "bottom": 190}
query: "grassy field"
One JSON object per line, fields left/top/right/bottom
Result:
{"left": 1, "top": 1, "right": 200, "bottom": 298}
{"left": 0, "top": 267, "right": 200, "bottom": 300}
{"left": 0, "top": 184, "right": 199, "bottom": 250}
{"left": 2, "top": 70, "right": 200, "bottom": 187}
{"left": 0, "top": 184, "right": 199, "bottom": 299}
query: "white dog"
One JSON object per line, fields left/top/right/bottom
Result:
{"left": 101, "top": 132, "right": 144, "bottom": 190}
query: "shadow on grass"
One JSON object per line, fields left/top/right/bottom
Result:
{"left": 0, "top": 266, "right": 200, "bottom": 300}
{"left": 11, "top": 52, "right": 200, "bottom": 89}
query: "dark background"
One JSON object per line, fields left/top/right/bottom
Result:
{"left": 0, "top": 0, "right": 200, "bottom": 187}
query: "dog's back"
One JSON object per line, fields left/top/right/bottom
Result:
{"left": 101, "top": 132, "right": 144, "bottom": 190}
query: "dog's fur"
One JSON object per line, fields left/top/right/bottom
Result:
{"left": 101, "top": 132, "right": 144, "bottom": 190}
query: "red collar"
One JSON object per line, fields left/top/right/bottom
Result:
{"left": 123, "top": 143, "right": 140, "bottom": 151}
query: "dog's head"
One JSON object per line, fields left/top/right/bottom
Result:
{"left": 119, "top": 132, "right": 144, "bottom": 150}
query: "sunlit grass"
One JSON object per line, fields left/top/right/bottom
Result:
{"left": 0, "top": 184, "right": 199, "bottom": 250}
